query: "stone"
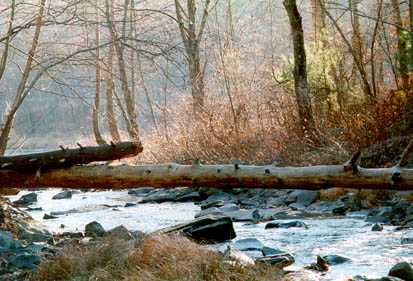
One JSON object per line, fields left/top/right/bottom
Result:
{"left": 200, "top": 200, "right": 225, "bottom": 210}
{"left": 205, "top": 192, "right": 236, "bottom": 204}
{"left": 157, "top": 215, "right": 236, "bottom": 243}
{"left": 223, "top": 246, "right": 255, "bottom": 266}
{"left": 289, "top": 203, "right": 306, "bottom": 210}
{"left": 85, "top": 221, "right": 105, "bottom": 237}
{"left": 296, "top": 190, "right": 320, "bottom": 206}
{"left": 252, "top": 209, "right": 263, "bottom": 221}
{"left": 267, "top": 196, "right": 288, "bottom": 206}
{"left": 140, "top": 189, "right": 180, "bottom": 203}
{"left": 7, "top": 254, "right": 41, "bottom": 270}
{"left": 265, "top": 221, "right": 309, "bottom": 230}
{"left": 372, "top": 224, "right": 384, "bottom": 231}
{"left": 257, "top": 252, "right": 295, "bottom": 268}
{"left": 262, "top": 247, "right": 285, "bottom": 256}
{"left": 233, "top": 238, "right": 264, "bottom": 251}
{"left": 323, "top": 254, "right": 352, "bottom": 265}
{"left": 239, "top": 199, "right": 260, "bottom": 207}
{"left": 195, "top": 207, "right": 222, "bottom": 218}
{"left": 18, "top": 232, "right": 52, "bottom": 243}
{"left": 401, "top": 237, "right": 413, "bottom": 244}
{"left": 128, "top": 187, "right": 154, "bottom": 196}
{"left": 175, "top": 191, "right": 201, "bottom": 202}
{"left": 20, "top": 193, "right": 37, "bottom": 204}
{"left": 366, "top": 216, "right": 391, "bottom": 224}
{"left": 103, "top": 225, "right": 133, "bottom": 240}
{"left": 392, "top": 202, "right": 410, "bottom": 219}
{"left": 285, "top": 190, "right": 301, "bottom": 204}
{"left": 124, "top": 203, "right": 136, "bottom": 208}
{"left": 332, "top": 204, "right": 349, "bottom": 215}
{"left": 52, "top": 190, "right": 72, "bottom": 200}
{"left": 0, "top": 231, "right": 14, "bottom": 250}
{"left": 43, "top": 213, "right": 58, "bottom": 220}
{"left": 388, "top": 261, "right": 413, "bottom": 281}
{"left": 282, "top": 270, "right": 319, "bottom": 281}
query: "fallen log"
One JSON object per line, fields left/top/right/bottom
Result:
{"left": 0, "top": 139, "right": 412, "bottom": 190}
{"left": 0, "top": 160, "right": 412, "bottom": 190}
{"left": 0, "top": 141, "right": 143, "bottom": 172}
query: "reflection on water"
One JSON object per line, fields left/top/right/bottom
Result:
{"left": 8, "top": 189, "right": 413, "bottom": 280}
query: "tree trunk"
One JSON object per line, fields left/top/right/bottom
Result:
{"left": 283, "top": 0, "right": 315, "bottom": 137}
{"left": 1, "top": 160, "right": 412, "bottom": 190}
{"left": 391, "top": 0, "right": 411, "bottom": 92}
{"left": 105, "top": 0, "right": 121, "bottom": 143}
{"left": 350, "top": 0, "right": 365, "bottom": 86}
{"left": 0, "top": 141, "right": 142, "bottom": 171}
{"left": 174, "top": 0, "right": 210, "bottom": 116}
{"left": 0, "top": 0, "right": 46, "bottom": 155}
{"left": 311, "top": 0, "right": 325, "bottom": 44}
{"left": 0, "top": 0, "right": 15, "bottom": 81}
{"left": 93, "top": 6, "right": 107, "bottom": 146}
{"left": 104, "top": 0, "right": 140, "bottom": 140}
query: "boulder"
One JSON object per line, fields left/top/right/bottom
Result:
{"left": 157, "top": 215, "right": 236, "bottom": 243}
{"left": 332, "top": 204, "right": 349, "bottom": 215}
{"left": 18, "top": 232, "right": 52, "bottom": 243}
{"left": 103, "top": 225, "right": 134, "bottom": 240}
{"left": 262, "top": 247, "right": 286, "bottom": 256}
{"left": 43, "top": 214, "right": 58, "bottom": 220}
{"left": 252, "top": 209, "right": 263, "bottom": 221}
{"left": 233, "top": 238, "right": 264, "bottom": 251}
{"left": 257, "top": 252, "right": 295, "bottom": 268}
{"left": 323, "top": 254, "right": 352, "bottom": 265}
{"left": 265, "top": 221, "right": 309, "bottom": 230}
{"left": 296, "top": 190, "right": 320, "bottom": 206}
{"left": 0, "top": 231, "right": 14, "bottom": 250}
{"left": 52, "top": 190, "right": 72, "bottom": 200}
{"left": 267, "top": 196, "right": 288, "bottom": 206}
{"left": 205, "top": 192, "right": 237, "bottom": 204}
{"left": 401, "top": 236, "right": 413, "bottom": 244}
{"left": 372, "top": 224, "right": 384, "bottom": 231}
{"left": 85, "top": 221, "right": 105, "bottom": 237}
{"left": 223, "top": 246, "right": 255, "bottom": 266}
{"left": 388, "top": 261, "right": 413, "bottom": 281}
{"left": 128, "top": 187, "right": 154, "bottom": 196}
{"left": 200, "top": 200, "right": 225, "bottom": 210}
{"left": 13, "top": 192, "right": 37, "bottom": 206}
{"left": 175, "top": 191, "right": 201, "bottom": 202}
{"left": 124, "top": 203, "right": 137, "bottom": 208}
{"left": 7, "top": 254, "right": 41, "bottom": 270}
{"left": 239, "top": 199, "right": 260, "bottom": 207}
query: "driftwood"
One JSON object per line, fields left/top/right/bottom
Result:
{"left": 0, "top": 141, "right": 143, "bottom": 172}
{"left": 0, "top": 139, "right": 412, "bottom": 190}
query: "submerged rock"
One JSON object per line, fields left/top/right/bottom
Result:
{"left": 233, "top": 238, "right": 264, "bottom": 251}
{"left": 157, "top": 215, "right": 236, "bottom": 243}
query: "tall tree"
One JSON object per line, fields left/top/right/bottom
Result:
{"left": 104, "top": 0, "right": 140, "bottom": 140}
{"left": 391, "top": 0, "right": 411, "bottom": 92}
{"left": 92, "top": 1, "right": 107, "bottom": 145}
{"left": 311, "top": 0, "right": 325, "bottom": 44}
{"left": 283, "top": 0, "right": 315, "bottom": 137}
{"left": 0, "top": 0, "right": 46, "bottom": 155}
{"left": 174, "top": 0, "right": 211, "bottom": 115}
{"left": 105, "top": 0, "right": 121, "bottom": 142}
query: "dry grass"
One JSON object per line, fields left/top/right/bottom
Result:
{"left": 32, "top": 234, "right": 282, "bottom": 281}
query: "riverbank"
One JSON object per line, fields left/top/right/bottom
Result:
{"left": 1, "top": 187, "right": 413, "bottom": 280}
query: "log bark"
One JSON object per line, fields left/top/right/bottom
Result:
{"left": 0, "top": 161, "right": 412, "bottom": 190}
{"left": 0, "top": 141, "right": 143, "bottom": 172}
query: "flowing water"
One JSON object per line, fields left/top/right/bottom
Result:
{"left": 7, "top": 189, "right": 413, "bottom": 281}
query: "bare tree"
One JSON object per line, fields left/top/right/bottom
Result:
{"left": 0, "top": 0, "right": 46, "bottom": 155}
{"left": 283, "top": 0, "right": 315, "bottom": 137}
{"left": 104, "top": 0, "right": 140, "bottom": 140}
{"left": 174, "top": 0, "right": 212, "bottom": 115}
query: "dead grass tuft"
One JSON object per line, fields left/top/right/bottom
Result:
{"left": 32, "top": 234, "right": 282, "bottom": 281}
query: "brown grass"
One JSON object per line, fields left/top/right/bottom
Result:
{"left": 32, "top": 234, "right": 282, "bottom": 281}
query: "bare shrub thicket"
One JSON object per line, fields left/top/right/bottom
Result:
{"left": 33, "top": 234, "right": 282, "bottom": 281}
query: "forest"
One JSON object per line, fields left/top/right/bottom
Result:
{"left": 0, "top": 0, "right": 411, "bottom": 167}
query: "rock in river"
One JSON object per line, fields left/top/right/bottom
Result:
{"left": 265, "top": 221, "right": 309, "bottom": 230}
{"left": 388, "top": 261, "right": 413, "bottom": 281}
{"left": 156, "top": 215, "right": 236, "bottom": 243}
{"left": 85, "top": 221, "right": 105, "bottom": 237}
{"left": 52, "top": 190, "right": 72, "bottom": 200}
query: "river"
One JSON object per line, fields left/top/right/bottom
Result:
{"left": 7, "top": 189, "right": 413, "bottom": 281}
